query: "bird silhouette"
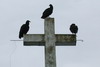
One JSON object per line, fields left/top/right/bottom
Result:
{"left": 19, "top": 20, "right": 30, "bottom": 39}
{"left": 41, "top": 4, "right": 53, "bottom": 19}
{"left": 70, "top": 23, "right": 78, "bottom": 34}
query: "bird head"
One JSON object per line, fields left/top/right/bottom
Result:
{"left": 26, "top": 20, "right": 30, "bottom": 25}
{"left": 49, "top": 4, "right": 53, "bottom": 7}
{"left": 71, "top": 23, "right": 75, "bottom": 26}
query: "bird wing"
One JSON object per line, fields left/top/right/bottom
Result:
{"left": 19, "top": 24, "right": 25, "bottom": 38}
{"left": 43, "top": 8, "right": 50, "bottom": 15}
{"left": 75, "top": 26, "right": 78, "bottom": 33}
{"left": 20, "top": 24, "right": 26, "bottom": 33}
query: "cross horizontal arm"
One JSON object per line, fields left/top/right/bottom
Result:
{"left": 23, "top": 34, "right": 76, "bottom": 46}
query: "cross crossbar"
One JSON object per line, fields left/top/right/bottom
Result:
{"left": 24, "top": 34, "right": 76, "bottom": 46}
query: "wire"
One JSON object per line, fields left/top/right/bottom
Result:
{"left": 10, "top": 40, "right": 23, "bottom": 41}
{"left": 77, "top": 39, "right": 84, "bottom": 42}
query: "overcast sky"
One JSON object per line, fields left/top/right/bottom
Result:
{"left": 0, "top": 0, "right": 100, "bottom": 67}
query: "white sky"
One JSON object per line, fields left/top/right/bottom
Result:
{"left": 0, "top": 0, "right": 100, "bottom": 67}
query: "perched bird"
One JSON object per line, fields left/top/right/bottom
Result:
{"left": 41, "top": 4, "right": 53, "bottom": 19}
{"left": 19, "top": 20, "right": 30, "bottom": 39}
{"left": 70, "top": 23, "right": 78, "bottom": 34}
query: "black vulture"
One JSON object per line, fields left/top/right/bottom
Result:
{"left": 70, "top": 23, "right": 78, "bottom": 34}
{"left": 19, "top": 20, "right": 30, "bottom": 39}
{"left": 41, "top": 4, "right": 53, "bottom": 19}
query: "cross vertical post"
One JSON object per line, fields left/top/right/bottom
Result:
{"left": 44, "top": 18, "right": 56, "bottom": 67}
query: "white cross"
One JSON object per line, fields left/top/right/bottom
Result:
{"left": 23, "top": 18, "right": 76, "bottom": 67}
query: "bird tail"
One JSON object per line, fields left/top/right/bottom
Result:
{"left": 19, "top": 34, "right": 23, "bottom": 39}
{"left": 41, "top": 16, "right": 45, "bottom": 19}
{"left": 19, "top": 36, "right": 21, "bottom": 39}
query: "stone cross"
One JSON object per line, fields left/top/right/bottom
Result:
{"left": 23, "top": 18, "right": 76, "bottom": 67}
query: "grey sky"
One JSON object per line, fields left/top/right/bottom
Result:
{"left": 0, "top": 0, "right": 100, "bottom": 67}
